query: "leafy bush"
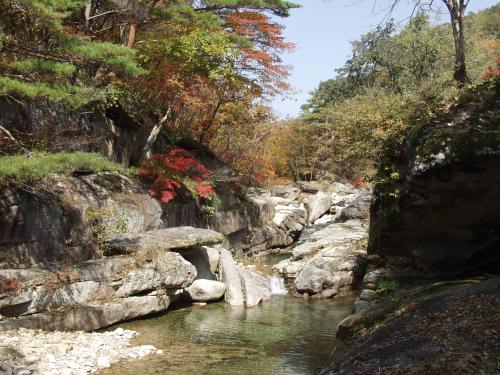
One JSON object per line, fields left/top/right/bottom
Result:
{"left": 0, "top": 276, "right": 21, "bottom": 293}
{"left": 376, "top": 278, "right": 398, "bottom": 295}
{"left": 0, "top": 152, "right": 128, "bottom": 183}
{"left": 139, "top": 148, "right": 216, "bottom": 204}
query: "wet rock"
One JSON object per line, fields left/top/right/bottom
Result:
{"left": 183, "top": 279, "right": 226, "bottom": 302}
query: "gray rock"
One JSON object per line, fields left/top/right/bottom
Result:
{"left": 0, "top": 281, "right": 101, "bottom": 317}
{"left": 362, "top": 267, "right": 396, "bottom": 290}
{"left": 369, "top": 94, "right": 500, "bottom": 277}
{"left": 273, "top": 259, "right": 305, "bottom": 279}
{"left": 295, "top": 181, "right": 323, "bottom": 194}
{"left": 102, "top": 227, "right": 225, "bottom": 255}
{"left": 237, "top": 267, "right": 271, "bottom": 307}
{"left": 218, "top": 249, "right": 244, "bottom": 305}
{"left": 183, "top": 279, "right": 226, "bottom": 302}
{"left": 336, "top": 192, "right": 372, "bottom": 222}
{"left": 176, "top": 246, "right": 217, "bottom": 280}
{"left": 0, "top": 295, "right": 172, "bottom": 332}
{"left": 304, "top": 191, "right": 333, "bottom": 224}
{"left": 0, "top": 171, "right": 164, "bottom": 268}
{"left": 0, "top": 269, "right": 51, "bottom": 287}
{"left": 359, "top": 289, "right": 378, "bottom": 301}
{"left": 116, "top": 252, "right": 196, "bottom": 297}
{"left": 294, "top": 242, "right": 368, "bottom": 295}
{"left": 205, "top": 246, "right": 221, "bottom": 273}
{"left": 292, "top": 220, "right": 367, "bottom": 260}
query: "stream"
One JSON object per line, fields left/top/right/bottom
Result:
{"left": 102, "top": 253, "right": 354, "bottom": 375}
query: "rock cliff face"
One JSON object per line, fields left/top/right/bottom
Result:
{"left": 369, "top": 83, "right": 500, "bottom": 277}
{"left": 0, "top": 172, "right": 163, "bottom": 268}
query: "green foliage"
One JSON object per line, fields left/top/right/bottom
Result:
{"left": 84, "top": 207, "right": 128, "bottom": 241}
{"left": 9, "top": 59, "right": 76, "bottom": 76}
{"left": 201, "top": 194, "right": 222, "bottom": 219}
{"left": 138, "top": 28, "right": 238, "bottom": 79}
{"left": 0, "top": 77, "right": 97, "bottom": 106}
{"left": 0, "top": 0, "right": 144, "bottom": 106}
{"left": 376, "top": 278, "right": 398, "bottom": 295}
{"left": 285, "top": 7, "right": 498, "bottom": 182}
{"left": 0, "top": 152, "right": 129, "bottom": 183}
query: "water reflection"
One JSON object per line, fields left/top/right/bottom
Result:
{"left": 102, "top": 296, "right": 353, "bottom": 375}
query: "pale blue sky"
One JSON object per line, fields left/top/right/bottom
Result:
{"left": 272, "top": 0, "right": 499, "bottom": 118}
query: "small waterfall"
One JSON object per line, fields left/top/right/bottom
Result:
{"left": 269, "top": 276, "right": 288, "bottom": 295}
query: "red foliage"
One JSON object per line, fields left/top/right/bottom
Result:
{"left": 481, "top": 57, "right": 500, "bottom": 79}
{"left": 139, "top": 148, "right": 215, "bottom": 203}
{"left": 225, "top": 11, "right": 295, "bottom": 94}
{"left": 0, "top": 277, "right": 21, "bottom": 293}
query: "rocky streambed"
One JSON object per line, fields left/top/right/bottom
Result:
{"left": 0, "top": 179, "right": 371, "bottom": 375}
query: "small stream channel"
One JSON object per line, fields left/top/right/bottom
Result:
{"left": 102, "top": 252, "right": 354, "bottom": 375}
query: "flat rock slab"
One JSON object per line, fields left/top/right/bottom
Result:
{"left": 102, "top": 227, "right": 225, "bottom": 255}
{"left": 0, "top": 295, "right": 172, "bottom": 332}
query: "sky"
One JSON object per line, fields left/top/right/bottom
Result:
{"left": 272, "top": 0, "right": 499, "bottom": 118}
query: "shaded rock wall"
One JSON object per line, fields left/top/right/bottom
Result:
{"left": 369, "top": 82, "right": 500, "bottom": 277}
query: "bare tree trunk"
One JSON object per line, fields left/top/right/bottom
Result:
{"left": 127, "top": 23, "right": 137, "bottom": 48}
{"left": 442, "top": 0, "right": 470, "bottom": 84}
{"left": 142, "top": 107, "right": 171, "bottom": 161}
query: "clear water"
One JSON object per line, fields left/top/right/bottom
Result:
{"left": 102, "top": 296, "right": 353, "bottom": 375}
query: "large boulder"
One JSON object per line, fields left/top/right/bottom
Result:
{"left": 0, "top": 172, "right": 163, "bottom": 268}
{"left": 183, "top": 279, "right": 226, "bottom": 302}
{"left": 237, "top": 267, "right": 272, "bottom": 307}
{"left": 304, "top": 191, "right": 333, "bottom": 224}
{"left": 292, "top": 220, "right": 367, "bottom": 260}
{"left": 218, "top": 249, "right": 245, "bottom": 305}
{"left": 369, "top": 83, "right": 500, "bottom": 277}
{"left": 336, "top": 192, "right": 371, "bottom": 222}
{"left": 115, "top": 252, "right": 196, "bottom": 297}
{"left": 0, "top": 295, "right": 173, "bottom": 332}
{"left": 0, "top": 251, "right": 196, "bottom": 324}
{"left": 294, "top": 243, "right": 368, "bottom": 295}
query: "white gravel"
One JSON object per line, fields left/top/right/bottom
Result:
{"left": 0, "top": 328, "right": 161, "bottom": 375}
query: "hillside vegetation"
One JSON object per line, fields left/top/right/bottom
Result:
{"left": 265, "top": 6, "right": 499, "bottom": 184}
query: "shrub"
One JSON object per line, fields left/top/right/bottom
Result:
{"left": 0, "top": 276, "right": 21, "bottom": 293}
{"left": 376, "top": 278, "right": 398, "bottom": 295}
{"left": 139, "top": 147, "right": 216, "bottom": 204}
